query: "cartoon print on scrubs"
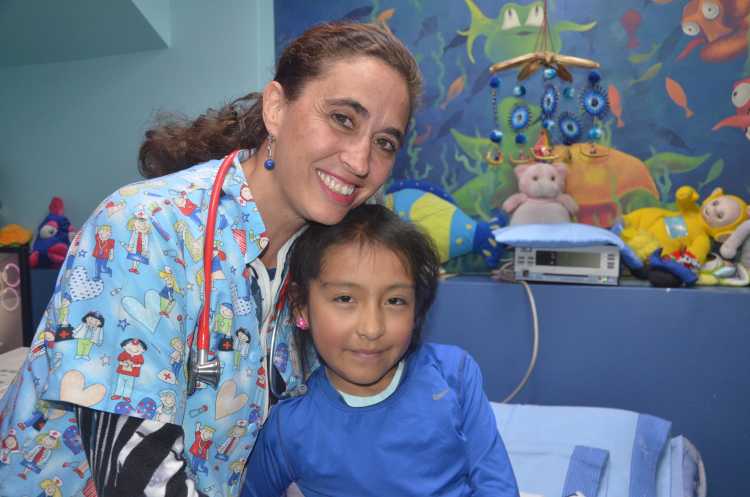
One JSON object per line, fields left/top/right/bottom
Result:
{"left": 37, "top": 475, "right": 64, "bottom": 497}
{"left": 0, "top": 429, "right": 20, "bottom": 466}
{"left": 112, "top": 338, "right": 147, "bottom": 402}
{"left": 159, "top": 266, "right": 182, "bottom": 317}
{"left": 18, "top": 430, "right": 61, "bottom": 479}
{"left": 92, "top": 224, "right": 115, "bottom": 280}
{"left": 214, "top": 419, "right": 248, "bottom": 461}
{"left": 126, "top": 205, "right": 152, "bottom": 274}
{"left": 72, "top": 311, "right": 104, "bottom": 360}
{"left": 0, "top": 156, "right": 307, "bottom": 497}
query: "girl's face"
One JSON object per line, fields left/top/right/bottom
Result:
{"left": 263, "top": 56, "right": 410, "bottom": 227}
{"left": 300, "top": 242, "right": 415, "bottom": 396}
{"left": 85, "top": 316, "right": 100, "bottom": 327}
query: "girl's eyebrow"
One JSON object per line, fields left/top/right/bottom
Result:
{"left": 320, "top": 281, "right": 415, "bottom": 291}
{"left": 324, "top": 97, "right": 404, "bottom": 144}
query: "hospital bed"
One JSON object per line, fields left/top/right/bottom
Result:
{"left": 423, "top": 276, "right": 750, "bottom": 497}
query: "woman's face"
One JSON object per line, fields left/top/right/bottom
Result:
{"left": 269, "top": 56, "right": 410, "bottom": 226}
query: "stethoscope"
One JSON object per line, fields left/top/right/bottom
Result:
{"left": 185, "top": 150, "right": 293, "bottom": 400}
{"left": 185, "top": 151, "right": 238, "bottom": 395}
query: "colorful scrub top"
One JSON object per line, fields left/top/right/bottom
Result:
{"left": 0, "top": 152, "right": 308, "bottom": 497}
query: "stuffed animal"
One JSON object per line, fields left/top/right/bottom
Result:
{"left": 502, "top": 161, "right": 578, "bottom": 226}
{"left": 615, "top": 185, "right": 714, "bottom": 286}
{"left": 696, "top": 188, "right": 750, "bottom": 286}
{"left": 385, "top": 180, "right": 506, "bottom": 267}
{"left": 29, "top": 197, "right": 73, "bottom": 269}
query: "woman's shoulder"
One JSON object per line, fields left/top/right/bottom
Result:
{"left": 87, "top": 159, "right": 223, "bottom": 223}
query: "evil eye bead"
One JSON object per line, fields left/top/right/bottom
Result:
{"left": 509, "top": 104, "right": 531, "bottom": 130}
{"left": 588, "top": 127, "right": 603, "bottom": 140}
{"left": 489, "top": 129, "right": 503, "bottom": 143}
{"left": 513, "top": 84, "right": 526, "bottom": 97}
{"left": 515, "top": 133, "right": 527, "bottom": 144}
{"left": 489, "top": 75, "right": 501, "bottom": 88}
{"left": 558, "top": 112, "right": 582, "bottom": 144}
{"left": 543, "top": 68, "right": 557, "bottom": 80}
{"left": 581, "top": 86, "right": 609, "bottom": 118}
{"left": 541, "top": 84, "right": 559, "bottom": 116}
{"left": 543, "top": 118, "right": 556, "bottom": 130}
{"left": 563, "top": 86, "right": 576, "bottom": 99}
{"left": 588, "top": 70, "right": 602, "bottom": 85}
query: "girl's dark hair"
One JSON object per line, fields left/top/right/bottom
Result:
{"left": 138, "top": 22, "right": 422, "bottom": 178}
{"left": 288, "top": 204, "right": 440, "bottom": 351}
{"left": 82, "top": 311, "right": 104, "bottom": 326}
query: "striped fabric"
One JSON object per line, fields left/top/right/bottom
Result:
{"left": 75, "top": 406, "right": 208, "bottom": 497}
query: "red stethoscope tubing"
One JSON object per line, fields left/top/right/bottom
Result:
{"left": 196, "top": 150, "right": 241, "bottom": 353}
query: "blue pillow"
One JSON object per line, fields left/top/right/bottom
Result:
{"left": 492, "top": 222, "right": 643, "bottom": 269}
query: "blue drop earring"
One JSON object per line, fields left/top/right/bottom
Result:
{"left": 264, "top": 135, "right": 275, "bottom": 170}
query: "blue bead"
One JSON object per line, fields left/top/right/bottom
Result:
{"left": 543, "top": 119, "right": 556, "bottom": 130}
{"left": 563, "top": 87, "right": 576, "bottom": 99}
{"left": 489, "top": 129, "right": 503, "bottom": 143}
{"left": 588, "top": 127, "right": 603, "bottom": 140}
{"left": 264, "top": 159, "right": 275, "bottom": 170}
{"left": 588, "top": 70, "right": 601, "bottom": 85}
{"left": 489, "top": 75, "right": 501, "bottom": 88}
{"left": 543, "top": 68, "right": 557, "bottom": 80}
{"left": 513, "top": 85, "right": 526, "bottom": 97}
{"left": 515, "top": 133, "right": 527, "bottom": 144}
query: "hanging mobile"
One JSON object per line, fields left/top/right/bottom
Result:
{"left": 485, "top": 75, "right": 504, "bottom": 166}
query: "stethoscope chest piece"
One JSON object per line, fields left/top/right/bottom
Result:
{"left": 186, "top": 346, "right": 221, "bottom": 396}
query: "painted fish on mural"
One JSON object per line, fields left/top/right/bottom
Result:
{"left": 712, "top": 77, "right": 750, "bottom": 140}
{"left": 415, "top": 15, "right": 438, "bottom": 44}
{"left": 621, "top": 9, "right": 642, "bottom": 49}
{"left": 339, "top": 5, "right": 373, "bottom": 21}
{"left": 677, "top": 0, "right": 750, "bottom": 62}
{"left": 440, "top": 75, "right": 466, "bottom": 109}
{"left": 608, "top": 83, "right": 625, "bottom": 127}
{"left": 665, "top": 77, "right": 694, "bottom": 118}
{"left": 458, "top": 0, "right": 596, "bottom": 64}
{"left": 629, "top": 62, "right": 662, "bottom": 87}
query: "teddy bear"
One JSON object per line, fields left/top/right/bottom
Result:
{"left": 502, "top": 161, "right": 578, "bottom": 226}
{"left": 29, "top": 197, "right": 73, "bottom": 269}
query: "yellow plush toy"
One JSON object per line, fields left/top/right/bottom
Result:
{"left": 618, "top": 185, "right": 711, "bottom": 266}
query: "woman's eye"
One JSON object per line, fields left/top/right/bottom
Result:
{"left": 332, "top": 113, "right": 354, "bottom": 128}
{"left": 334, "top": 295, "right": 353, "bottom": 303}
{"left": 376, "top": 137, "right": 397, "bottom": 153}
{"left": 387, "top": 297, "right": 407, "bottom": 306}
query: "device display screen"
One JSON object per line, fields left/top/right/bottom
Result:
{"left": 535, "top": 250, "right": 600, "bottom": 268}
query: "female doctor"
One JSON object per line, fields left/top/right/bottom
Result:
{"left": 0, "top": 21, "right": 422, "bottom": 497}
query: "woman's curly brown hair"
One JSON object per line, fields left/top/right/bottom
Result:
{"left": 138, "top": 22, "right": 422, "bottom": 178}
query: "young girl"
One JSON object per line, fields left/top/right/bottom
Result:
{"left": 243, "top": 204, "right": 519, "bottom": 497}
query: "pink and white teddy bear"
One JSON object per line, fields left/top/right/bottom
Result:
{"left": 502, "top": 161, "right": 578, "bottom": 225}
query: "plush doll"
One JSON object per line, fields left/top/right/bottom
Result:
{"left": 29, "top": 197, "right": 73, "bottom": 269}
{"left": 615, "top": 186, "right": 715, "bottom": 286}
{"left": 385, "top": 180, "right": 506, "bottom": 267}
{"left": 502, "top": 161, "right": 578, "bottom": 226}
{"left": 696, "top": 188, "right": 750, "bottom": 286}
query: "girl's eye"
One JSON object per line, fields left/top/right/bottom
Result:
{"left": 375, "top": 137, "right": 397, "bottom": 153}
{"left": 387, "top": 297, "right": 407, "bottom": 306}
{"left": 334, "top": 295, "right": 353, "bottom": 303}
{"left": 332, "top": 113, "right": 354, "bottom": 128}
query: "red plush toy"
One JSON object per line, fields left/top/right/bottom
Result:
{"left": 29, "top": 197, "right": 74, "bottom": 269}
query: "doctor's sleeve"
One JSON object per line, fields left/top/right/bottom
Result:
{"left": 459, "top": 353, "right": 520, "bottom": 497}
{"left": 243, "top": 407, "right": 296, "bottom": 497}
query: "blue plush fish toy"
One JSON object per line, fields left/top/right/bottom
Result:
{"left": 385, "top": 180, "right": 506, "bottom": 267}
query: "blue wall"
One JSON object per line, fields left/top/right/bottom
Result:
{"left": 0, "top": 0, "right": 275, "bottom": 231}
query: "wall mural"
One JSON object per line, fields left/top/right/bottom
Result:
{"left": 275, "top": 0, "right": 750, "bottom": 272}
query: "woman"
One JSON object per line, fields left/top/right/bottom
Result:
{"left": 0, "top": 21, "right": 421, "bottom": 497}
